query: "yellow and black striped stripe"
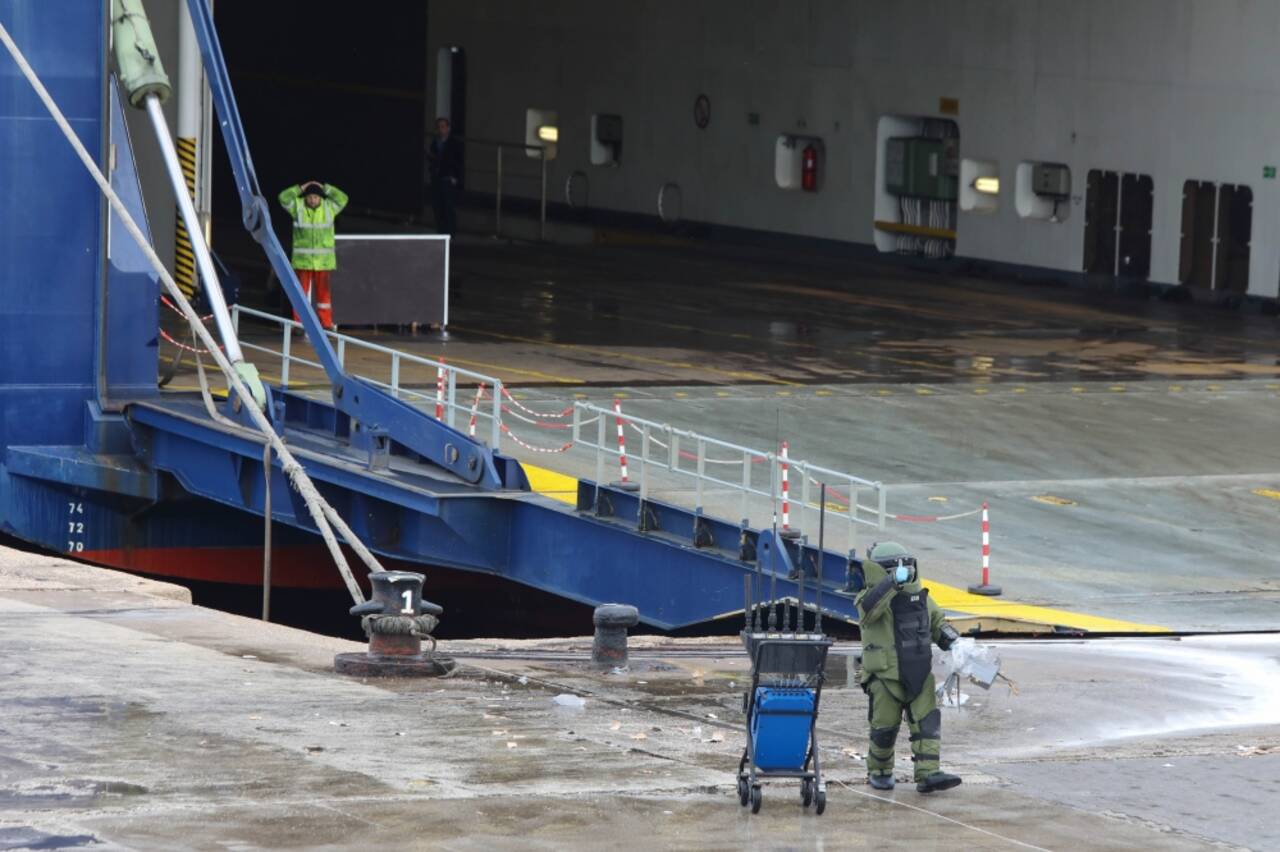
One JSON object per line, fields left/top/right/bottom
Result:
{"left": 173, "top": 136, "right": 198, "bottom": 298}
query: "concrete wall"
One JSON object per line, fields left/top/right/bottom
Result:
{"left": 428, "top": 0, "right": 1280, "bottom": 297}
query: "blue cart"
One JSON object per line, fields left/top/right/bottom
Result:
{"left": 736, "top": 632, "right": 832, "bottom": 814}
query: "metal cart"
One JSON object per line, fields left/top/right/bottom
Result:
{"left": 736, "top": 631, "right": 832, "bottom": 814}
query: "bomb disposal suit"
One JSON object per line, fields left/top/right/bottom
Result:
{"left": 855, "top": 542, "right": 963, "bottom": 793}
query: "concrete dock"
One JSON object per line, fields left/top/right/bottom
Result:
{"left": 3, "top": 547, "right": 1277, "bottom": 851}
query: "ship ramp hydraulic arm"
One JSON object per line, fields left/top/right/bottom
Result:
{"left": 154, "top": 0, "right": 508, "bottom": 489}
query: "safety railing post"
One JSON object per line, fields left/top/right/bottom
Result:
{"left": 390, "top": 352, "right": 401, "bottom": 399}
{"left": 446, "top": 368, "right": 457, "bottom": 428}
{"left": 640, "top": 424, "right": 650, "bottom": 501}
{"left": 571, "top": 402, "right": 581, "bottom": 446}
{"left": 877, "top": 484, "right": 887, "bottom": 531}
{"left": 281, "top": 324, "right": 292, "bottom": 388}
{"left": 668, "top": 426, "right": 678, "bottom": 474}
{"left": 595, "top": 407, "right": 606, "bottom": 497}
{"left": 491, "top": 379, "right": 502, "bottom": 449}
{"left": 740, "top": 449, "right": 751, "bottom": 525}
{"left": 696, "top": 437, "right": 706, "bottom": 512}
{"left": 231, "top": 304, "right": 240, "bottom": 335}
{"left": 800, "top": 462, "right": 810, "bottom": 538}
{"left": 336, "top": 336, "right": 345, "bottom": 368}
{"left": 539, "top": 149, "right": 547, "bottom": 242}
{"left": 495, "top": 145, "right": 503, "bottom": 237}
{"left": 849, "top": 479, "right": 859, "bottom": 556}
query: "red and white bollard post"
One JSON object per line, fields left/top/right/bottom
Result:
{"left": 434, "top": 361, "right": 446, "bottom": 421}
{"left": 779, "top": 441, "right": 800, "bottom": 539}
{"left": 967, "top": 501, "right": 1002, "bottom": 596}
{"left": 611, "top": 398, "right": 639, "bottom": 491}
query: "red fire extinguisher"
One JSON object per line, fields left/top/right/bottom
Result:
{"left": 801, "top": 144, "right": 818, "bottom": 192}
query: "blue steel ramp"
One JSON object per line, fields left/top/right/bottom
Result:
{"left": 124, "top": 388, "right": 862, "bottom": 631}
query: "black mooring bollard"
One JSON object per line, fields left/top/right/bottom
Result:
{"left": 592, "top": 603, "right": 640, "bottom": 668}
{"left": 334, "top": 570, "right": 455, "bottom": 677}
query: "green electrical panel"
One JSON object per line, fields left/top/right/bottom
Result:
{"left": 885, "top": 136, "right": 958, "bottom": 200}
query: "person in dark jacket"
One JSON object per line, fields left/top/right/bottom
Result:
{"left": 427, "top": 117, "right": 462, "bottom": 236}
{"left": 855, "top": 541, "right": 963, "bottom": 794}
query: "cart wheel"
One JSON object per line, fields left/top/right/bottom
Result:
{"left": 750, "top": 785, "right": 762, "bottom": 814}
{"left": 801, "top": 779, "right": 813, "bottom": 807}
{"left": 814, "top": 790, "right": 826, "bottom": 815}
{"left": 738, "top": 776, "right": 749, "bottom": 807}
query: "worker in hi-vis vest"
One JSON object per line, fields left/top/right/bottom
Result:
{"left": 278, "top": 181, "right": 348, "bottom": 330}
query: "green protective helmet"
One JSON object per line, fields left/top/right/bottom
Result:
{"left": 867, "top": 541, "right": 918, "bottom": 583}
{"left": 867, "top": 541, "right": 912, "bottom": 566}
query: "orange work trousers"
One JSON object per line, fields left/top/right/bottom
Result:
{"left": 294, "top": 269, "right": 333, "bottom": 330}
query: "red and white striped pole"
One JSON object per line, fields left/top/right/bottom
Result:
{"left": 435, "top": 361, "right": 446, "bottom": 421}
{"left": 611, "top": 398, "right": 639, "bottom": 490}
{"left": 780, "top": 441, "right": 799, "bottom": 539}
{"left": 967, "top": 501, "right": 1002, "bottom": 596}
{"left": 468, "top": 382, "right": 486, "bottom": 438}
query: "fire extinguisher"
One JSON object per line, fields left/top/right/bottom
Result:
{"left": 801, "top": 144, "right": 818, "bottom": 192}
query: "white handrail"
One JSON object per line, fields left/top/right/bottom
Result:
{"left": 572, "top": 401, "right": 887, "bottom": 539}
{"left": 231, "top": 304, "right": 505, "bottom": 449}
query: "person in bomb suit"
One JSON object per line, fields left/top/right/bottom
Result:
{"left": 855, "top": 541, "right": 963, "bottom": 793}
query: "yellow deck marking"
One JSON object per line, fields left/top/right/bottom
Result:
{"left": 926, "top": 580, "right": 1166, "bottom": 633}
{"left": 877, "top": 389, "right": 893, "bottom": 396}
{"left": 674, "top": 391, "right": 688, "bottom": 398}
{"left": 915, "top": 387, "right": 934, "bottom": 395}
{"left": 1251, "top": 488, "right": 1280, "bottom": 501}
{"left": 1071, "top": 386, "right": 1085, "bottom": 393}
{"left": 1031, "top": 495, "right": 1077, "bottom": 506}
{"left": 973, "top": 387, "right": 989, "bottom": 395}
{"left": 1109, "top": 385, "right": 1126, "bottom": 392}
{"left": 815, "top": 389, "right": 833, "bottom": 397}
{"left": 1206, "top": 384, "right": 1222, "bottom": 392}
{"left": 1169, "top": 385, "right": 1183, "bottom": 392}
{"left": 927, "top": 496, "right": 949, "bottom": 503}
{"left": 523, "top": 464, "right": 579, "bottom": 505}
{"left": 1012, "top": 387, "right": 1027, "bottom": 394}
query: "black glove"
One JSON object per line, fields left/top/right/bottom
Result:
{"left": 937, "top": 623, "right": 961, "bottom": 650}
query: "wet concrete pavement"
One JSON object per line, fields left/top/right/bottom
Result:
{"left": 3, "top": 550, "right": 1278, "bottom": 850}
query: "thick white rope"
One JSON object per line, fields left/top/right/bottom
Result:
{"left": 0, "top": 22, "right": 374, "bottom": 604}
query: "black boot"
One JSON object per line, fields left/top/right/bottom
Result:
{"left": 916, "top": 772, "right": 962, "bottom": 793}
{"left": 868, "top": 774, "right": 895, "bottom": 791}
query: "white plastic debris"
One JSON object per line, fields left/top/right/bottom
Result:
{"left": 552, "top": 694, "right": 586, "bottom": 708}
{"left": 517, "top": 676, "right": 529, "bottom": 685}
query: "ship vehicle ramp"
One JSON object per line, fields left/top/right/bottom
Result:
{"left": 0, "top": 0, "right": 886, "bottom": 633}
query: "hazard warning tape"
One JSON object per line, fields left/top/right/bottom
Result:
{"left": 159, "top": 326, "right": 222, "bottom": 354}
{"left": 500, "top": 387, "right": 574, "bottom": 419}
{"left": 161, "top": 294, "right": 213, "bottom": 322}
{"left": 499, "top": 422, "right": 573, "bottom": 454}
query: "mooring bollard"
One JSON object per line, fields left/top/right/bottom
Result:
{"left": 592, "top": 603, "right": 640, "bottom": 668}
{"left": 334, "top": 570, "right": 455, "bottom": 677}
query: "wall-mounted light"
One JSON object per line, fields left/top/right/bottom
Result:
{"left": 973, "top": 176, "right": 1000, "bottom": 195}
{"left": 537, "top": 125, "right": 559, "bottom": 143}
